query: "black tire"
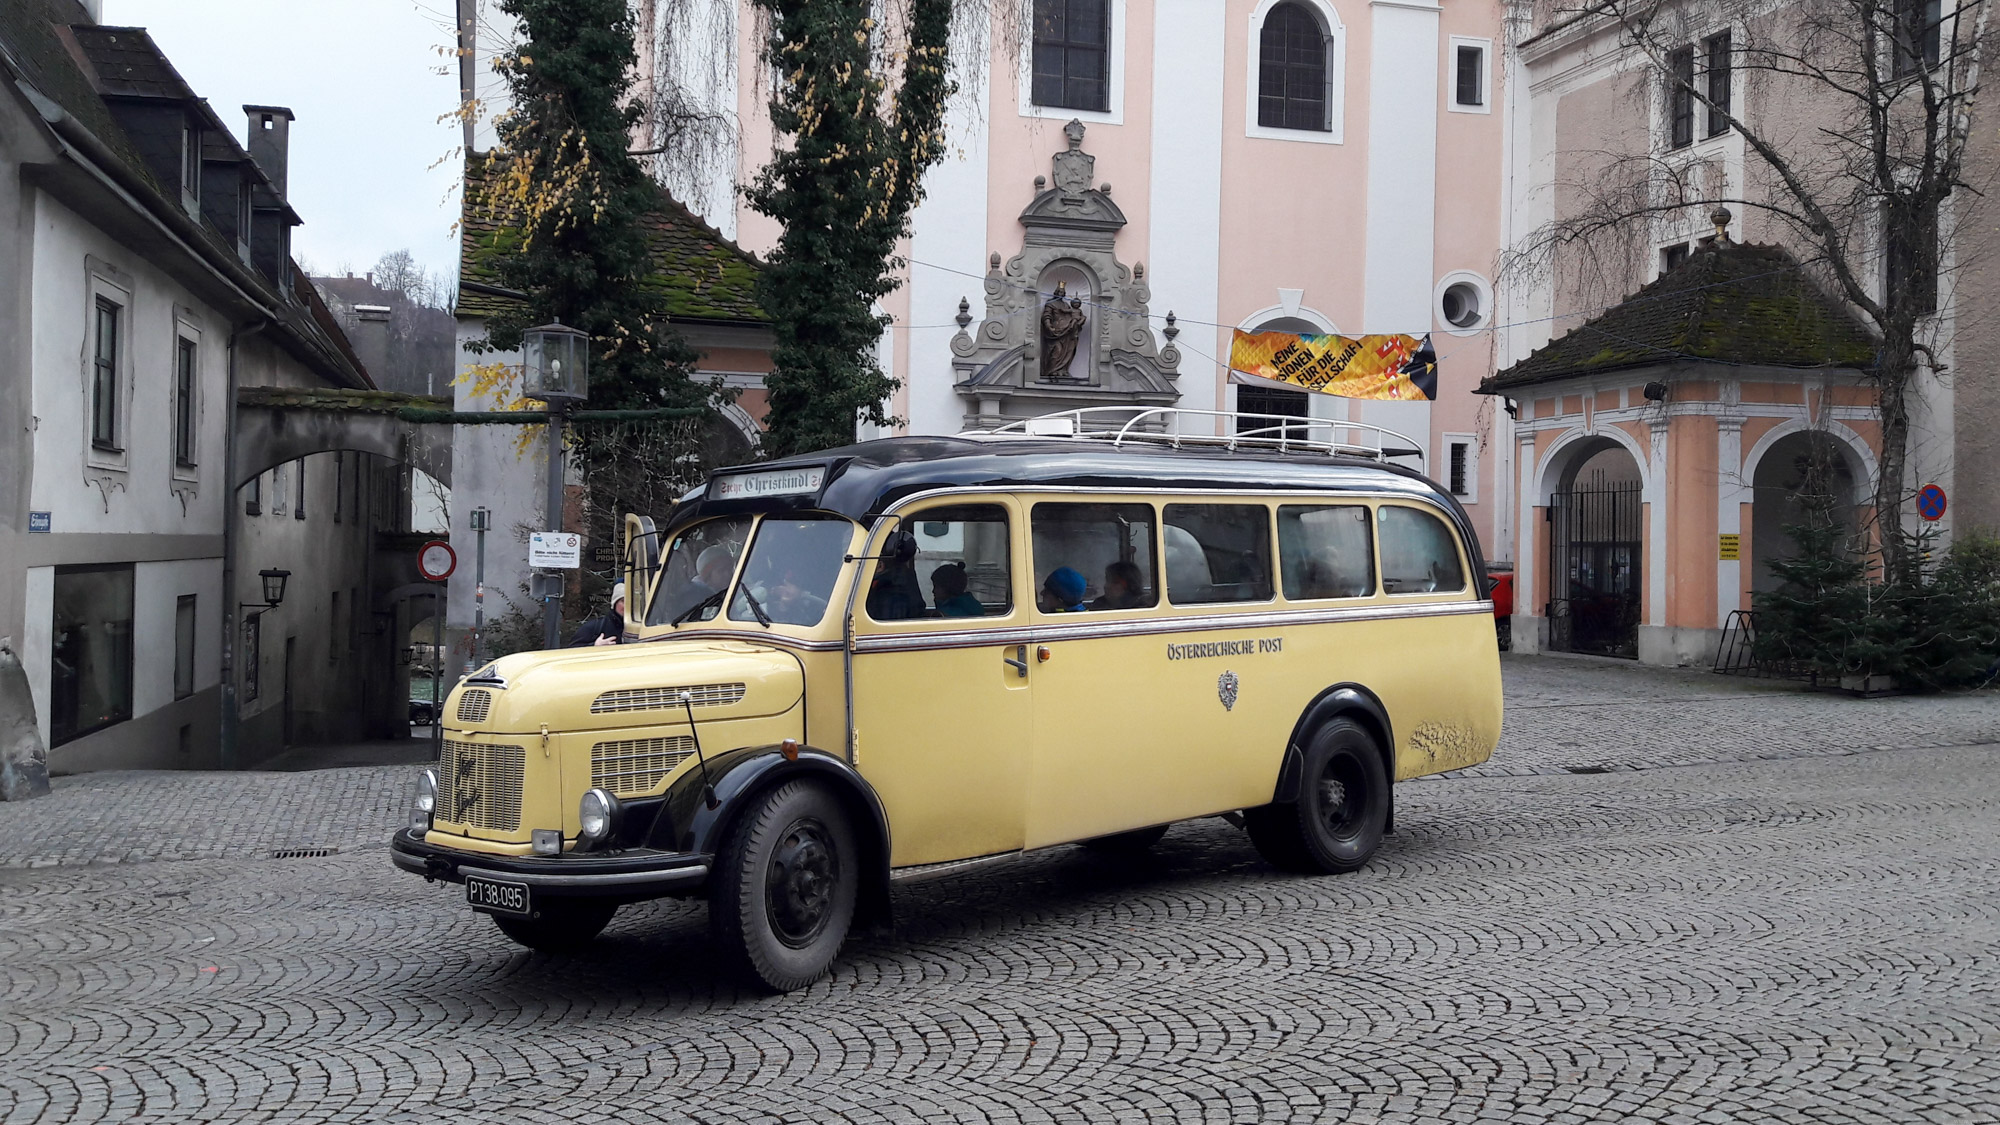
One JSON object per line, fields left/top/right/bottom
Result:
{"left": 1244, "top": 718, "right": 1389, "bottom": 874}
{"left": 1079, "top": 824, "right": 1170, "bottom": 854}
{"left": 491, "top": 898, "right": 617, "bottom": 952}
{"left": 710, "top": 779, "right": 859, "bottom": 993}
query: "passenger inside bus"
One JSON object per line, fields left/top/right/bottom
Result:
{"left": 866, "top": 532, "right": 927, "bottom": 620}
{"left": 1039, "top": 566, "right": 1089, "bottom": 613}
{"left": 928, "top": 562, "right": 985, "bottom": 617}
{"left": 1089, "top": 561, "right": 1146, "bottom": 610}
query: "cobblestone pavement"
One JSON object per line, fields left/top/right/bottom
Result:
{"left": 1, "top": 658, "right": 1996, "bottom": 1123}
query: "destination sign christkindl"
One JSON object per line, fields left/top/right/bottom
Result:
{"left": 711, "top": 465, "right": 826, "bottom": 501}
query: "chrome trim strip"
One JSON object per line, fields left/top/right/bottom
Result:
{"left": 853, "top": 600, "right": 1495, "bottom": 654}
{"left": 878, "top": 484, "right": 1464, "bottom": 521}
{"left": 630, "top": 629, "right": 845, "bottom": 653}
{"left": 457, "top": 862, "right": 710, "bottom": 891}
{"left": 889, "top": 850, "right": 1023, "bottom": 884}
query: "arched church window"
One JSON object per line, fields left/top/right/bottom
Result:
{"left": 1258, "top": 2, "right": 1331, "bottom": 132}
{"left": 1032, "top": 0, "right": 1111, "bottom": 112}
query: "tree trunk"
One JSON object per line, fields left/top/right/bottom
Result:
{"left": 1872, "top": 332, "right": 1917, "bottom": 584}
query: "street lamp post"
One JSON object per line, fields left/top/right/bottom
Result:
{"left": 522, "top": 322, "right": 589, "bottom": 649}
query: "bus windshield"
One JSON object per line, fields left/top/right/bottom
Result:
{"left": 646, "top": 515, "right": 754, "bottom": 626}
{"left": 728, "top": 515, "right": 857, "bottom": 627}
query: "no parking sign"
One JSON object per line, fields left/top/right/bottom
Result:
{"left": 1917, "top": 483, "right": 1947, "bottom": 522}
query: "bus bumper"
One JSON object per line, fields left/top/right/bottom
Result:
{"left": 389, "top": 828, "right": 711, "bottom": 899}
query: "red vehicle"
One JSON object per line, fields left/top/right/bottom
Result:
{"left": 1488, "top": 565, "right": 1514, "bottom": 650}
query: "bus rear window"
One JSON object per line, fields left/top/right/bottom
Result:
{"left": 1378, "top": 506, "right": 1466, "bottom": 594}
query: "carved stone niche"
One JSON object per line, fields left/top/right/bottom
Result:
{"left": 951, "top": 119, "right": 1181, "bottom": 431}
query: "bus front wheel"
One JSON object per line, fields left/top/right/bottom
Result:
{"left": 710, "top": 779, "right": 859, "bottom": 993}
{"left": 1245, "top": 718, "right": 1389, "bottom": 874}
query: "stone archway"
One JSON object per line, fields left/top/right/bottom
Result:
{"left": 1545, "top": 436, "right": 1645, "bottom": 658}
{"left": 1749, "top": 430, "right": 1861, "bottom": 595}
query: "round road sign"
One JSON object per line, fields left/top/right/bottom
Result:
{"left": 418, "top": 540, "right": 457, "bottom": 581}
{"left": 1917, "top": 483, "right": 1947, "bottom": 522}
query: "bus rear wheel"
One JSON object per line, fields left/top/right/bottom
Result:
{"left": 710, "top": 779, "right": 859, "bottom": 993}
{"left": 1245, "top": 718, "right": 1389, "bottom": 874}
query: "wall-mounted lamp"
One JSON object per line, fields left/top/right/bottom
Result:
{"left": 241, "top": 567, "right": 292, "bottom": 613}
{"left": 1643, "top": 381, "right": 1669, "bottom": 402}
{"left": 1503, "top": 398, "right": 1519, "bottom": 418}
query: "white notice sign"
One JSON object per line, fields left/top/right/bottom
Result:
{"left": 529, "top": 532, "right": 582, "bottom": 568}
{"left": 710, "top": 465, "right": 827, "bottom": 501}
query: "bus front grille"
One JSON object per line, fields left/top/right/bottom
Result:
{"left": 590, "top": 683, "right": 746, "bottom": 714}
{"left": 438, "top": 740, "right": 526, "bottom": 832}
{"left": 591, "top": 736, "right": 696, "bottom": 797}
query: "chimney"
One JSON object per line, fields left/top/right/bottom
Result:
{"left": 243, "top": 105, "right": 295, "bottom": 199}
{"left": 349, "top": 305, "right": 394, "bottom": 388}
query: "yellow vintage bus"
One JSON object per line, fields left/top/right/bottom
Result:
{"left": 392, "top": 411, "right": 1502, "bottom": 991}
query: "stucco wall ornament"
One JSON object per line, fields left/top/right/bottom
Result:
{"left": 951, "top": 119, "right": 1179, "bottom": 430}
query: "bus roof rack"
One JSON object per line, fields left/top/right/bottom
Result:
{"left": 959, "top": 408, "right": 1425, "bottom": 471}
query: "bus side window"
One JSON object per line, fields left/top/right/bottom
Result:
{"left": 1163, "top": 504, "right": 1274, "bottom": 604}
{"left": 1378, "top": 506, "right": 1467, "bottom": 594}
{"left": 1278, "top": 505, "right": 1375, "bottom": 599}
{"left": 1030, "top": 502, "right": 1159, "bottom": 612}
{"left": 876, "top": 504, "right": 1013, "bottom": 621}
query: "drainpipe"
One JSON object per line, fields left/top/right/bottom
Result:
{"left": 218, "top": 318, "right": 269, "bottom": 771}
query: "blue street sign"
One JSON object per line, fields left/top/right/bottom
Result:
{"left": 1917, "top": 483, "right": 1947, "bottom": 522}
{"left": 28, "top": 511, "right": 50, "bottom": 533}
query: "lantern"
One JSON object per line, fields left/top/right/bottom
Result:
{"left": 522, "top": 321, "right": 590, "bottom": 402}
{"left": 257, "top": 568, "right": 291, "bottom": 608}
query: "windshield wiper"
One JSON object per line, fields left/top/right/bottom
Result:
{"left": 669, "top": 588, "right": 726, "bottom": 626}
{"left": 736, "top": 587, "right": 773, "bottom": 628}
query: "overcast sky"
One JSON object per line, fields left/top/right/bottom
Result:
{"left": 104, "top": 0, "right": 465, "bottom": 285}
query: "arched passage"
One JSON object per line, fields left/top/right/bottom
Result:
{"left": 1543, "top": 435, "right": 1644, "bottom": 657}
{"left": 1749, "top": 430, "right": 1861, "bottom": 595}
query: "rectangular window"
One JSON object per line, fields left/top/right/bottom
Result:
{"left": 1456, "top": 45, "right": 1484, "bottom": 107}
{"left": 242, "top": 615, "right": 261, "bottom": 702}
{"left": 329, "top": 591, "right": 341, "bottom": 664}
{"left": 50, "top": 564, "right": 135, "bottom": 746}
{"left": 1378, "top": 506, "right": 1467, "bottom": 594}
{"left": 1667, "top": 46, "right": 1695, "bottom": 149}
{"left": 862, "top": 504, "right": 1014, "bottom": 622}
{"left": 1031, "top": 0, "right": 1110, "bottom": 112}
{"left": 181, "top": 121, "right": 200, "bottom": 202}
{"left": 1030, "top": 502, "right": 1158, "bottom": 612}
{"left": 245, "top": 472, "right": 262, "bottom": 516}
{"left": 1236, "top": 384, "right": 1311, "bottom": 440}
{"left": 237, "top": 174, "right": 254, "bottom": 251}
{"left": 349, "top": 585, "right": 361, "bottom": 655}
{"left": 92, "top": 296, "right": 120, "bottom": 449}
{"left": 1449, "top": 443, "right": 1471, "bottom": 497}
{"left": 1163, "top": 504, "right": 1274, "bottom": 605}
{"left": 174, "top": 594, "right": 197, "bottom": 700}
{"left": 1704, "top": 32, "right": 1731, "bottom": 137}
{"left": 1662, "top": 243, "right": 1692, "bottom": 273}
{"left": 294, "top": 458, "right": 306, "bottom": 519}
{"left": 1894, "top": 0, "right": 1942, "bottom": 78}
{"left": 1278, "top": 505, "right": 1375, "bottom": 600}
{"left": 1886, "top": 197, "right": 1940, "bottom": 316}
{"left": 333, "top": 451, "right": 343, "bottom": 522}
{"left": 175, "top": 337, "right": 198, "bottom": 466}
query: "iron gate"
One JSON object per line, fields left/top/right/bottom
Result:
{"left": 1547, "top": 484, "right": 1643, "bottom": 658}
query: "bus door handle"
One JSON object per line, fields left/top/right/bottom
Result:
{"left": 1003, "top": 645, "right": 1028, "bottom": 678}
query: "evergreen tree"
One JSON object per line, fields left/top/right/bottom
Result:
{"left": 747, "top": 0, "right": 956, "bottom": 457}
{"left": 475, "top": 0, "right": 708, "bottom": 414}
{"left": 1753, "top": 452, "right": 1868, "bottom": 678}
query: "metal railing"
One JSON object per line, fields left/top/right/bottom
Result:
{"left": 963, "top": 408, "right": 1426, "bottom": 471}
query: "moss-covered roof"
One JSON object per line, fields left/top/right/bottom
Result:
{"left": 238, "top": 387, "right": 452, "bottom": 413}
{"left": 456, "top": 152, "right": 767, "bottom": 325}
{"left": 1482, "top": 241, "right": 1879, "bottom": 393}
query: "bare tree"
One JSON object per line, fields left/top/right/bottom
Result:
{"left": 1506, "top": 0, "right": 1987, "bottom": 581}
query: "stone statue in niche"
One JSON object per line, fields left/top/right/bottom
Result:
{"left": 1039, "top": 281, "right": 1088, "bottom": 382}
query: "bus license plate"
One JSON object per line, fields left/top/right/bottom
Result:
{"left": 465, "top": 875, "right": 530, "bottom": 916}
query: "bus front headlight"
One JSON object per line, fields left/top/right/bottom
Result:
{"left": 410, "top": 769, "right": 438, "bottom": 833}
{"left": 579, "top": 788, "right": 619, "bottom": 848}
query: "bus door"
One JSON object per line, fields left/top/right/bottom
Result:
{"left": 849, "top": 497, "right": 1031, "bottom": 867}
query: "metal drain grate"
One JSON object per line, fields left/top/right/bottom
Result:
{"left": 270, "top": 847, "right": 338, "bottom": 859}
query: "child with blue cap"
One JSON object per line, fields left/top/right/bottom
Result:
{"left": 1041, "top": 566, "right": 1089, "bottom": 613}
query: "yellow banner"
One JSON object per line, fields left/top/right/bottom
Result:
{"left": 1229, "top": 330, "right": 1437, "bottom": 401}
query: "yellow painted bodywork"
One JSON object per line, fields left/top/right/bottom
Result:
{"left": 421, "top": 494, "right": 1502, "bottom": 869}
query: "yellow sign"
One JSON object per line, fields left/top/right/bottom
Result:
{"left": 1229, "top": 330, "right": 1438, "bottom": 401}
{"left": 1719, "top": 534, "right": 1740, "bottom": 561}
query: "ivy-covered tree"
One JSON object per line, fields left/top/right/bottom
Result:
{"left": 474, "top": 0, "right": 708, "bottom": 415}
{"left": 748, "top": 0, "right": 957, "bottom": 457}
